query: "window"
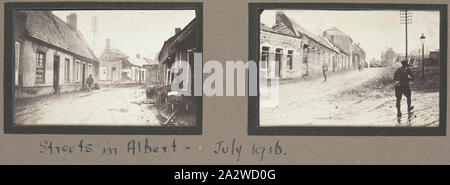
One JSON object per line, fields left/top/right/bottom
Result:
{"left": 303, "top": 48, "right": 309, "bottom": 64}
{"left": 65, "top": 58, "right": 70, "bottom": 82}
{"left": 260, "top": 47, "right": 269, "bottom": 69}
{"left": 88, "top": 64, "right": 92, "bottom": 76}
{"left": 74, "top": 60, "right": 80, "bottom": 82}
{"left": 287, "top": 50, "right": 293, "bottom": 70}
{"left": 166, "top": 70, "right": 171, "bottom": 85}
{"left": 135, "top": 68, "right": 138, "bottom": 81}
{"left": 15, "top": 42, "right": 20, "bottom": 86}
{"left": 36, "top": 52, "right": 45, "bottom": 83}
{"left": 100, "top": 67, "right": 107, "bottom": 80}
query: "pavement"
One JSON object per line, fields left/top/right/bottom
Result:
{"left": 260, "top": 68, "right": 440, "bottom": 127}
{"left": 15, "top": 86, "right": 162, "bottom": 126}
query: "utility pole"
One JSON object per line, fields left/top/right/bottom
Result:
{"left": 400, "top": 10, "right": 412, "bottom": 60}
{"left": 420, "top": 33, "right": 426, "bottom": 80}
{"left": 90, "top": 16, "right": 99, "bottom": 52}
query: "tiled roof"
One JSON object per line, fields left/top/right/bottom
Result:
{"left": 99, "top": 47, "right": 128, "bottom": 61}
{"left": 99, "top": 47, "right": 152, "bottom": 67}
{"left": 158, "top": 18, "right": 196, "bottom": 64}
{"left": 323, "top": 27, "right": 354, "bottom": 55}
{"left": 260, "top": 23, "right": 297, "bottom": 38}
{"left": 22, "top": 11, "right": 97, "bottom": 62}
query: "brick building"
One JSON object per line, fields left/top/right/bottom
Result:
{"left": 260, "top": 11, "right": 364, "bottom": 79}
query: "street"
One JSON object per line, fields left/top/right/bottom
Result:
{"left": 15, "top": 86, "right": 162, "bottom": 126}
{"left": 260, "top": 68, "right": 440, "bottom": 127}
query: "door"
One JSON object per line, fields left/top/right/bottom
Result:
{"left": 53, "top": 55, "right": 60, "bottom": 94}
{"left": 274, "top": 49, "right": 282, "bottom": 78}
{"left": 82, "top": 63, "right": 86, "bottom": 88}
{"left": 111, "top": 67, "right": 116, "bottom": 84}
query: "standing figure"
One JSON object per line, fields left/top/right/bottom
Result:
{"left": 322, "top": 61, "right": 328, "bottom": 81}
{"left": 394, "top": 60, "right": 414, "bottom": 117}
{"left": 86, "top": 74, "right": 94, "bottom": 91}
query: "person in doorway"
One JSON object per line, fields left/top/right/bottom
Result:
{"left": 394, "top": 60, "right": 414, "bottom": 117}
{"left": 86, "top": 74, "right": 94, "bottom": 91}
{"left": 322, "top": 61, "right": 328, "bottom": 81}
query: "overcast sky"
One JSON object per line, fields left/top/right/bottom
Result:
{"left": 53, "top": 10, "right": 195, "bottom": 60}
{"left": 261, "top": 10, "right": 440, "bottom": 61}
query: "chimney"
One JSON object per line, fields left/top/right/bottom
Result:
{"left": 275, "top": 10, "right": 284, "bottom": 25}
{"left": 136, "top": 53, "right": 140, "bottom": 59}
{"left": 175, "top": 28, "right": 181, "bottom": 34}
{"left": 106, "top": 39, "right": 110, "bottom": 50}
{"left": 66, "top": 13, "right": 77, "bottom": 30}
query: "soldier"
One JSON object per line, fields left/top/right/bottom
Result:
{"left": 322, "top": 61, "right": 328, "bottom": 81}
{"left": 394, "top": 60, "right": 414, "bottom": 117}
{"left": 86, "top": 74, "right": 94, "bottom": 91}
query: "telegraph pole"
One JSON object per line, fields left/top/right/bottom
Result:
{"left": 400, "top": 10, "right": 412, "bottom": 60}
{"left": 90, "top": 16, "right": 99, "bottom": 52}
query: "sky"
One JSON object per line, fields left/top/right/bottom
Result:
{"left": 53, "top": 10, "right": 195, "bottom": 60}
{"left": 261, "top": 10, "right": 440, "bottom": 61}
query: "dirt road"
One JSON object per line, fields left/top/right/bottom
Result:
{"left": 16, "top": 86, "right": 162, "bottom": 126}
{"left": 260, "top": 68, "right": 439, "bottom": 127}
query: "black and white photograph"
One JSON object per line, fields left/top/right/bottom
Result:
{"left": 11, "top": 7, "right": 201, "bottom": 129}
{"left": 257, "top": 8, "right": 444, "bottom": 128}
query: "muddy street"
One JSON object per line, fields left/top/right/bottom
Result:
{"left": 260, "top": 68, "right": 440, "bottom": 127}
{"left": 15, "top": 86, "right": 162, "bottom": 126}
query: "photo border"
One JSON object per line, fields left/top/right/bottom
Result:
{"left": 3, "top": 2, "right": 203, "bottom": 135}
{"left": 248, "top": 3, "right": 447, "bottom": 136}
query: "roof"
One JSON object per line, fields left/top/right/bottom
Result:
{"left": 260, "top": 23, "right": 297, "bottom": 38}
{"left": 275, "top": 12, "right": 339, "bottom": 53}
{"left": 323, "top": 27, "right": 354, "bottom": 55}
{"left": 99, "top": 47, "right": 128, "bottom": 61}
{"left": 128, "top": 56, "right": 149, "bottom": 67}
{"left": 158, "top": 18, "right": 196, "bottom": 64}
{"left": 99, "top": 47, "right": 151, "bottom": 67}
{"left": 143, "top": 57, "right": 158, "bottom": 65}
{"left": 22, "top": 11, "right": 97, "bottom": 62}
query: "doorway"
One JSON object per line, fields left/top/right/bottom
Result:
{"left": 111, "top": 67, "right": 116, "bottom": 84}
{"left": 82, "top": 63, "right": 86, "bottom": 89}
{"left": 53, "top": 55, "right": 60, "bottom": 94}
{"left": 274, "top": 48, "right": 282, "bottom": 78}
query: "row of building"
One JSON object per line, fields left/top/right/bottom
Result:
{"left": 13, "top": 11, "right": 196, "bottom": 98}
{"left": 373, "top": 47, "right": 440, "bottom": 67}
{"left": 260, "top": 11, "right": 366, "bottom": 79}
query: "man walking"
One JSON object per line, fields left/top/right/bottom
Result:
{"left": 394, "top": 60, "right": 414, "bottom": 117}
{"left": 86, "top": 74, "right": 94, "bottom": 91}
{"left": 322, "top": 61, "right": 328, "bottom": 82}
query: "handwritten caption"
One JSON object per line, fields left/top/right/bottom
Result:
{"left": 39, "top": 138, "right": 287, "bottom": 162}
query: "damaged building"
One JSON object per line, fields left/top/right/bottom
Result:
{"left": 157, "top": 18, "right": 197, "bottom": 109}
{"left": 260, "top": 10, "right": 366, "bottom": 79}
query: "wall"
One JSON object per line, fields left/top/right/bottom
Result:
{"left": 260, "top": 30, "right": 304, "bottom": 79}
{"left": 99, "top": 59, "right": 122, "bottom": 84}
{"left": 17, "top": 38, "right": 98, "bottom": 98}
